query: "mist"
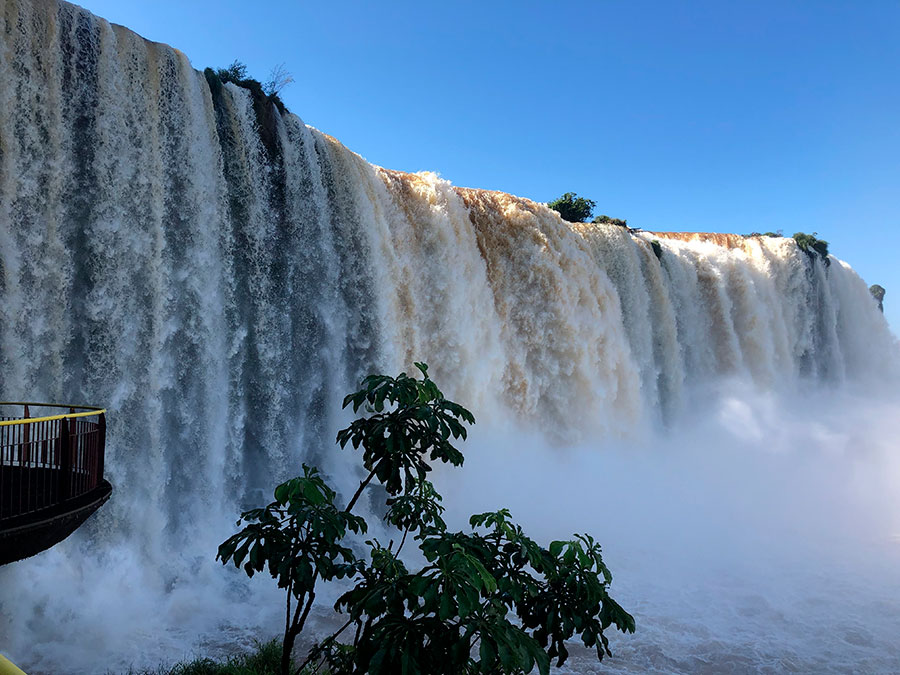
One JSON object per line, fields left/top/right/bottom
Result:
{"left": 6, "top": 381, "right": 899, "bottom": 674}
{"left": 437, "top": 382, "right": 900, "bottom": 673}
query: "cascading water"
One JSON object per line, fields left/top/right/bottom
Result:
{"left": 1, "top": 1, "right": 899, "bottom": 673}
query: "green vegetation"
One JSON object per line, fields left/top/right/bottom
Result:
{"left": 545, "top": 194, "right": 629, "bottom": 229}
{"left": 216, "top": 60, "right": 250, "bottom": 85}
{"left": 547, "top": 192, "right": 596, "bottom": 222}
{"left": 650, "top": 239, "right": 663, "bottom": 261}
{"left": 593, "top": 215, "right": 628, "bottom": 228}
{"left": 745, "top": 231, "right": 782, "bottom": 238}
{"left": 219, "top": 363, "right": 634, "bottom": 675}
{"left": 793, "top": 232, "right": 830, "bottom": 266}
{"left": 123, "top": 640, "right": 288, "bottom": 675}
{"left": 870, "top": 284, "right": 886, "bottom": 312}
{"left": 204, "top": 60, "right": 288, "bottom": 114}
{"left": 203, "top": 60, "right": 293, "bottom": 160}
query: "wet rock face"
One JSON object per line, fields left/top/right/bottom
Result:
{"left": 870, "top": 284, "right": 886, "bottom": 312}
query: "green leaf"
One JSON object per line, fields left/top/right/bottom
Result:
{"left": 439, "top": 591, "right": 453, "bottom": 621}
{"left": 479, "top": 637, "right": 496, "bottom": 671}
{"left": 274, "top": 481, "right": 290, "bottom": 504}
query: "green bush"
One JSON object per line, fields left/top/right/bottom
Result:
{"left": 870, "top": 284, "right": 886, "bottom": 312}
{"left": 219, "top": 364, "right": 634, "bottom": 675}
{"left": 216, "top": 60, "right": 249, "bottom": 83}
{"left": 204, "top": 61, "right": 287, "bottom": 113}
{"left": 547, "top": 193, "right": 596, "bottom": 223}
{"left": 793, "top": 232, "right": 830, "bottom": 266}
{"left": 593, "top": 214, "right": 628, "bottom": 228}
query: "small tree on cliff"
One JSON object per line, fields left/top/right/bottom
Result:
{"left": 547, "top": 192, "right": 596, "bottom": 223}
{"left": 793, "top": 232, "right": 830, "bottom": 266}
{"left": 870, "top": 284, "right": 886, "bottom": 312}
{"left": 218, "top": 363, "right": 634, "bottom": 675}
{"left": 216, "top": 59, "right": 249, "bottom": 82}
{"left": 265, "top": 63, "right": 295, "bottom": 97}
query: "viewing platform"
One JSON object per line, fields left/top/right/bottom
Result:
{"left": 0, "top": 403, "right": 111, "bottom": 565}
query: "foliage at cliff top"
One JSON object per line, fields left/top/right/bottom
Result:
{"left": 793, "top": 232, "right": 830, "bottom": 266}
{"left": 218, "top": 363, "right": 634, "bottom": 675}
{"left": 204, "top": 60, "right": 289, "bottom": 114}
{"left": 870, "top": 284, "right": 886, "bottom": 312}
{"left": 547, "top": 192, "right": 596, "bottom": 223}
{"left": 593, "top": 214, "right": 628, "bottom": 228}
{"left": 203, "top": 60, "right": 295, "bottom": 162}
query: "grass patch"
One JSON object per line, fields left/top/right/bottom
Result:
{"left": 121, "top": 639, "right": 294, "bottom": 675}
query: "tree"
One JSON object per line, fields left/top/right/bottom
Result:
{"left": 218, "top": 363, "right": 634, "bottom": 675}
{"left": 870, "top": 284, "right": 886, "bottom": 312}
{"left": 547, "top": 193, "right": 596, "bottom": 223}
{"left": 793, "top": 232, "right": 830, "bottom": 266}
{"left": 265, "top": 63, "right": 295, "bottom": 97}
{"left": 216, "top": 59, "right": 249, "bottom": 83}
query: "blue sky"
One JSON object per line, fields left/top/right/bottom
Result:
{"left": 75, "top": 0, "right": 900, "bottom": 331}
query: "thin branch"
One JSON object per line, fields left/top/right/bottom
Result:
{"left": 353, "top": 618, "right": 363, "bottom": 648}
{"left": 294, "top": 616, "right": 355, "bottom": 675}
{"left": 345, "top": 468, "right": 378, "bottom": 513}
{"left": 291, "top": 589, "right": 306, "bottom": 634}
{"left": 264, "top": 62, "right": 294, "bottom": 96}
{"left": 284, "top": 580, "right": 293, "bottom": 646}
{"left": 283, "top": 590, "right": 316, "bottom": 675}
{"left": 296, "top": 590, "right": 316, "bottom": 638}
{"left": 361, "top": 615, "right": 373, "bottom": 646}
{"left": 396, "top": 526, "right": 411, "bottom": 555}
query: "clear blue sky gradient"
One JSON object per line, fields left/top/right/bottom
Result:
{"left": 74, "top": 0, "right": 900, "bottom": 332}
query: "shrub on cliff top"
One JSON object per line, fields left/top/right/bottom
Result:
{"left": 204, "top": 60, "right": 291, "bottom": 162}
{"left": 870, "top": 284, "right": 886, "bottom": 312}
{"left": 793, "top": 232, "right": 830, "bottom": 266}
{"left": 204, "top": 60, "right": 288, "bottom": 115}
{"left": 547, "top": 192, "right": 596, "bottom": 223}
{"left": 593, "top": 214, "right": 628, "bottom": 228}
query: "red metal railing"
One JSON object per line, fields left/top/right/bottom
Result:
{"left": 0, "top": 403, "right": 107, "bottom": 521}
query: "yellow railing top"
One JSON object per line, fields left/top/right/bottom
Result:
{"left": 0, "top": 654, "right": 27, "bottom": 675}
{"left": 0, "top": 402, "right": 106, "bottom": 427}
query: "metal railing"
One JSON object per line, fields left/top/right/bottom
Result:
{"left": 0, "top": 403, "right": 107, "bottom": 521}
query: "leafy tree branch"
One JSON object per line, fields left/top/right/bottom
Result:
{"left": 218, "top": 362, "right": 634, "bottom": 675}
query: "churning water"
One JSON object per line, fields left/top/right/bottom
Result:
{"left": 1, "top": 1, "right": 898, "bottom": 672}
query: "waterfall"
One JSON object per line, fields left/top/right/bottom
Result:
{"left": 1, "top": 1, "right": 899, "bottom": 673}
